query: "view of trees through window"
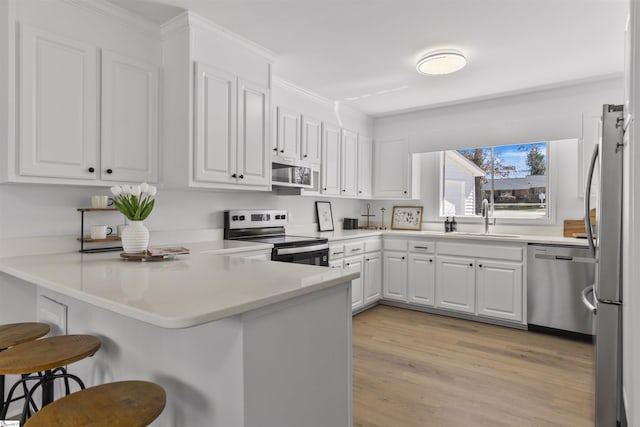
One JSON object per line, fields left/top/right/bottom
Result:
{"left": 442, "top": 142, "right": 548, "bottom": 218}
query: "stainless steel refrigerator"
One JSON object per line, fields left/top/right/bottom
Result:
{"left": 581, "top": 104, "right": 624, "bottom": 427}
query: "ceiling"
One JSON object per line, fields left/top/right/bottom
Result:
{"left": 108, "top": 0, "right": 628, "bottom": 117}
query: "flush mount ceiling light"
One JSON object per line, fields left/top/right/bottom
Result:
{"left": 416, "top": 50, "right": 467, "bottom": 75}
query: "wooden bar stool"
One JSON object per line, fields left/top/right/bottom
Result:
{"left": 0, "top": 323, "right": 50, "bottom": 411}
{"left": 0, "top": 335, "right": 101, "bottom": 424}
{"left": 23, "top": 381, "right": 166, "bottom": 427}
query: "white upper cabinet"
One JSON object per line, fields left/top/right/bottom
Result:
{"left": 322, "top": 123, "right": 341, "bottom": 195}
{"left": 275, "top": 107, "right": 301, "bottom": 160}
{"left": 301, "top": 115, "right": 322, "bottom": 164}
{"left": 162, "top": 12, "right": 273, "bottom": 191}
{"left": 357, "top": 135, "right": 373, "bottom": 198}
{"left": 16, "top": 22, "right": 160, "bottom": 186}
{"left": 374, "top": 138, "right": 418, "bottom": 199}
{"left": 237, "top": 79, "right": 270, "bottom": 187}
{"left": 19, "top": 25, "right": 98, "bottom": 180}
{"left": 340, "top": 129, "right": 358, "bottom": 197}
{"left": 101, "top": 50, "right": 159, "bottom": 183}
{"left": 194, "top": 63, "right": 237, "bottom": 185}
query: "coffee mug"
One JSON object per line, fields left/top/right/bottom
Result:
{"left": 91, "top": 196, "right": 114, "bottom": 209}
{"left": 90, "top": 225, "right": 113, "bottom": 240}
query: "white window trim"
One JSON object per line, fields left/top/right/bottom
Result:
{"left": 438, "top": 142, "right": 557, "bottom": 225}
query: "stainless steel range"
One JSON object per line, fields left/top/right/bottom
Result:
{"left": 224, "top": 210, "right": 329, "bottom": 266}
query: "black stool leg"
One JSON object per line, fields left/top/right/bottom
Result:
{"left": 41, "top": 369, "right": 53, "bottom": 407}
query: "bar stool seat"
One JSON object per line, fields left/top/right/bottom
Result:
{"left": 0, "top": 335, "right": 101, "bottom": 424}
{"left": 0, "top": 335, "right": 100, "bottom": 375}
{"left": 0, "top": 323, "right": 50, "bottom": 351}
{"left": 23, "top": 380, "right": 166, "bottom": 427}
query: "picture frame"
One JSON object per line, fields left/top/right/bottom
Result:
{"left": 315, "top": 201, "right": 334, "bottom": 232}
{"left": 391, "top": 206, "right": 424, "bottom": 231}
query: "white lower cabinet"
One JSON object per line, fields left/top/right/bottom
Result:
{"left": 408, "top": 254, "right": 435, "bottom": 306}
{"left": 435, "top": 255, "right": 476, "bottom": 314}
{"left": 476, "top": 259, "right": 523, "bottom": 322}
{"left": 344, "top": 255, "right": 364, "bottom": 310}
{"left": 329, "top": 237, "right": 382, "bottom": 312}
{"left": 363, "top": 252, "right": 382, "bottom": 304}
{"left": 383, "top": 251, "right": 407, "bottom": 301}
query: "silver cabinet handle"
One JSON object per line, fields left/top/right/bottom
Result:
{"left": 581, "top": 285, "right": 597, "bottom": 314}
{"left": 351, "top": 248, "right": 362, "bottom": 252}
{"left": 414, "top": 246, "right": 430, "bottom": 250}
{"left": 332, "top": 251, "right": 344, "bottom": 255}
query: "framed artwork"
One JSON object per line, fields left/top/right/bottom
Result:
{"left": 316, "top": 201, "right": 334, "bottom": 231}
{"left": 391, "top": 206, "right": 424, "bottom": 230}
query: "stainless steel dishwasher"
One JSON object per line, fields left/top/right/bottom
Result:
{"left": 527, "top": 244, "right": 595, "bottom": 335}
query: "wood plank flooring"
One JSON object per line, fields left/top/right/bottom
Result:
{"left": 352, "top": 306, "right": 593, "bottom": 427}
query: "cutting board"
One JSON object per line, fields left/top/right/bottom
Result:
{"left": 563, "top": 209, "right": 596, "bottom": 238}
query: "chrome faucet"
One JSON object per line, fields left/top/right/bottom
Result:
{"left": 482, "top": 199, "right": 491, "bottom": 234}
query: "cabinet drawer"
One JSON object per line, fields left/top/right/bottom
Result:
{"left": 437, "top": 242, "right": 523, "bottom": 262}
{"left": 365, "top": 239, "right": 382, "bottom": 253}
{"left": 344, "top": 241, "right": 365, "bottom": 256}
{"left": 329, "top": 244, "right": 345, "bottom": 260}
{"left": 384, "top": 238, "right": 408, "bottom": 251}
{"left": 409, "top": 240, "right": 435, "bottom": 254}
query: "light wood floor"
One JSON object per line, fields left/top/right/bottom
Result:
{"left": 352, "top": 305, "right": 594, "bottom": 427}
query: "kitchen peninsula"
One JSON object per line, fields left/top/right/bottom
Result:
{"left": 0, "top": 243, "right": 357, "bottom": 427}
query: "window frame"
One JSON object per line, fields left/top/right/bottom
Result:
{"left": 438, "top": 141, "right": 555, "bottom": 224}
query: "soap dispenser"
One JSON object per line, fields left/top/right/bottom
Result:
{"left": 445, "top": 217, "right": 451, "bottom": 232}
{"left": 451, "top": 216, "right": 457, "bottom": 232}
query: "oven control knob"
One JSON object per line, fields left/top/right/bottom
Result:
{"left": 232, "top": 215, "right": 239, "bottom": 221}
{"left": 281, "top": 214, "right": 286, "bottom": 220}
{"left": 275, "top": 215, "right": 281, "bottom": 219}
{"left": 239, "top": 215, "right": 245, "bottom": 221}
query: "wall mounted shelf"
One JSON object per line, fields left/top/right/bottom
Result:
{"left": 77, "top": 208, "right": 123, "bottom": 253}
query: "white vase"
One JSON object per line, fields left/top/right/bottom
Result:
{"left": 121, "top": 221, "right": 149, "bottom": 253}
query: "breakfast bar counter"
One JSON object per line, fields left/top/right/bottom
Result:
{"left": 0, "top": 247, "right": 357, "bottom": 427}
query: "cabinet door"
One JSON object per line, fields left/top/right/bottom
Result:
{"left": 374, "top": 139, "right": 410, "bottom": 198}
{"left": 435, "top": 255, "right": 476, "bottom": 313}
{"left": 357, "top": 135, "right": 373, "bottom": 198}
{"left": 476, "top": 259, "right": 523, "bottom": 322}
{"left": 101, "top": 50, "right": 158, "bottom": 183}
{"left": 19, "top": 25, "right": 98, "bottom": 180}
{"left": 340, "top": 129, "right": 358, "bottom": 197}
{"left": 408, "top": 254, "right": 435, "bottom": 306}
{"left": 301, "top": 116, "right": 322, "bottom": 164}
{"left": 276, "top": 107, "right": 300, "bottom": 159}
{"left": 344, "top": 255, "right": 364, "bottom": 310}
{"left": 194, "top": 63, "right": 237, "bottom": 184}
{"left": 383, "top": 251, "right": 407, "bottom": 301}
{"left": 237, "top": 79, "right": 270, "bottom": 188}
{"left": 364, "top": 252, "right": 382, "bottom": 304}
{"left": 321, "top": 123, "right": 341, "bottom": 195}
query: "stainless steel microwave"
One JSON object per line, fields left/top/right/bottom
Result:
{"left": 272, "top": 161, "right": 314, "bottom": 189}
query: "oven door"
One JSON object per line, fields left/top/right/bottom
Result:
{"left": 272, "top": 244, "right": 329, "bottom": 266}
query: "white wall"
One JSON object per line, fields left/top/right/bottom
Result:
{"left": 623, "top": 1, "right": 638, "bottom": 425}
{"left": 375, "top": 77, "right": 623, "bottom": 153}
{"left": 0, "top": 183, "right": 363, "bottom": 239}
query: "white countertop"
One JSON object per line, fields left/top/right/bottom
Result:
{"left": 0, "top": 240, "right": 358, "bottom": 329}
{"left": 308, "top": 229, "right": 588, "bottom": 246}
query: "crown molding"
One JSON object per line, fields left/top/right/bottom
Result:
{"left": 272, "top": 76, "right": 334, "bottom": 107}
{"left": 62, "top": 0, "right": 160, "bottom": 39}
{"left": 162, "top": 11, "right": 277, "bottom": 63}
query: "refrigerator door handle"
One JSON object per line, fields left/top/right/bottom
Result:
{"left": 581, "top": 284, "right": 597, "bottom": 314}
{"left": 584, "top": 143, "right": 599, "bottom": 258}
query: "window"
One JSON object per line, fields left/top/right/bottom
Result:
{"left": 441, "top": 142, "right": 548, "bottom": 219}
